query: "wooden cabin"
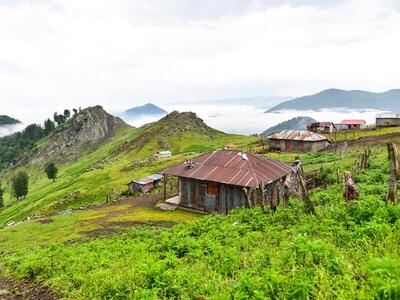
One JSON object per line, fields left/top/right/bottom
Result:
{"left": 266, "top": 130, "right": 330, "bottom": 152}
{"left": 376, "top": 113, "right": 400, "bottom": 128}
{"left": 127, "top": 174, "right": 162, "bottom": 193}
{"left": 159, "top": 150, "right": 292, "bottom": 214}
{"left": 340, "top": 120, "right": 366, "bottom": 130}
{"left": 307, "top": 122, "right": 335, "bottom": 134}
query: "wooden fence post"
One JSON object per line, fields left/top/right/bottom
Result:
{"left": 343, "top": 171, "right": 359, "bottom": 202}
{"left": 386, "top": 143, "right": 399, "bottom": 205}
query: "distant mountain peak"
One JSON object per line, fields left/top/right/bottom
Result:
{"left": 124, "top": 103, "right": 167, "bottom": 119}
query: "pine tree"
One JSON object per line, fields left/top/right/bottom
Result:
{"left": 45, "top": 162, "right": 58, "bottom": 182}
{"left": 11, "top": 171, "right": 29, "bottom": 200}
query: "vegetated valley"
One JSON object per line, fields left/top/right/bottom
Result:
{"left": 0, "top": 106, "right": 400, "bottom": 299}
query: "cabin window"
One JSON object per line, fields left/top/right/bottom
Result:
{"left": 207, "top": 182, "right": 219, "bottom": 196}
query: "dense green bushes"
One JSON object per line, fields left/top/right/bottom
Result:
{"left": 2, "top": 193, "right": 400, "bottom": 299}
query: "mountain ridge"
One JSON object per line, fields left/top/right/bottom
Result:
{"left": 262, "top": 116, "right": 316, "bottom": 135}
{"left": 0, "top": 115, "right": 20, "bottom": 126}
{"left": 267, "top": 88, "right": 400, "bottom": 112}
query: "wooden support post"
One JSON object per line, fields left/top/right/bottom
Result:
{"left": 243, "top": 187, "right": 253, "bottom": 208}
{"left": 386, "top": 143, "right": 399, "bottom": 205}
{"left": 258, "top": 181, "right": 266, "bottom": 210}
{"left": 336, "top": 168, "right": 340, "bottom": 185}
{"left": 163, "top": 174, "right": 167, "bottom": 202}
{"left": 271, "top": 184, "right": 277, "bottom": 212}
{"left": 297, "top": 165, "right": 316, "bottom": 214}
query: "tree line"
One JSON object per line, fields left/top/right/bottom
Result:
{"left": 0, "top": 108, "right": 80, "bottom": 168}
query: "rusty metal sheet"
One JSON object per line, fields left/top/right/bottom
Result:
{"left": 266, "top": 129, "right": 328, "bottom": 142}
{"left": 160, "top": 150, "right": 292, "bottom": 188}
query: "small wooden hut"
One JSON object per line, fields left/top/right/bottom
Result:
{"left": 127, "top": 174, "right": 163, "bottom": 193}
{"left": 159, "top": 150, "right": 292, "bottom": 214}
{"left": 266, "top": 130, "right": 330, "bottom": 152}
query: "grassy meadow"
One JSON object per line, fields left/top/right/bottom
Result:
{"left": 1, "top": 121, "right": 400, "bottom": 299}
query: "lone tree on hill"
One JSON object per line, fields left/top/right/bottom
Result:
{"left": 45, "top": 162, "right": 58, "bottom": 182}
{"left": 44, "top": 118, "right": 56, "bottom": 135}
{"left": 0, "top": 183, "right": 4, "bottom": 208}
{"left": 11, "top": 171, "right": 29, "bottom": 201}
{"left": 64, "top": 109, "right": 71, "bottom": 120}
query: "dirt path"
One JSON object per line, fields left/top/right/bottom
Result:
{"left": 349, "top": 132, "right": 400, "bottom": 146}
{"left": 0, "top": 277, "right": 58, "bottom": 300}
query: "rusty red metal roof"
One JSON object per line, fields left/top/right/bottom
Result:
{"left": 267, "top": 130, "right": 328, "bottom": 142}
{"left": 159, "top": 150, "right": 292, "bottom": 188}
{"left": 341, "top": 119, "right": 366, "bottom": 125}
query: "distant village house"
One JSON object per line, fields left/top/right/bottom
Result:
{"left": 307, "top": 122, "right": 336, "bottom": 134}
{"left": 127, "top": 174, "right": 163, "bottom": 193}
{"left": 266, "top": 129, "right": 330, "bottom": 152}
{"left": 376, "top": 113, "right": 400, "bottom": 128}
{"left": 154, "top": 151, "right": 172, "bottom": 158}
{"left": 340, "top": 120, "right": 366, "bottom": 130}
{"left": 160, "top": 150, "right": 292, "bottom": 214}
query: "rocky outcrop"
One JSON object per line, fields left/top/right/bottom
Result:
{"left": 124, "top": 111, "right": 218, "bottom": 151}
{"left": 29, "top": 106, "right": 129, "bottom": 164}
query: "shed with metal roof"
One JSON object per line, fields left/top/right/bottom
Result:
{"left": 266, "top": 130, "right": 330, "bottom": 152}
{"left": 376, "top": 113, "right": 400, "bottom": 128}
{"left": 159, "top": 150, "right": 292, "bottom": 214}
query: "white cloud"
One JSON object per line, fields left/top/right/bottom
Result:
{"left": 0, "top": 0, "right": 399, "bottom": 123}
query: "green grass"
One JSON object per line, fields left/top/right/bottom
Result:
{"left": 327, "top": 126, "right": 400, "bottom": 142}
{"left": 0, "top": 143, "right": 399, "bottom": 299}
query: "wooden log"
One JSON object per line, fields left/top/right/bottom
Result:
{"left": 386, "top": 143, "right": 399, "bottom": 205}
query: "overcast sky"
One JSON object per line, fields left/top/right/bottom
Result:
{"left": 1, "top": 0, "right": 400, "bottom": 119}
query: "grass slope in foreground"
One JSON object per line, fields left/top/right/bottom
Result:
{"left": 0, "top": 145, "right": 399, "bottom": 299}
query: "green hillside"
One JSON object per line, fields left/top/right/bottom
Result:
{"left": 0, "top": 109, "right": 255, "bottom": 226}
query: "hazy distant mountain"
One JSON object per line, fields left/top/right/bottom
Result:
{"left": 0, "top": 115, "right": 20, "bottom": 126}
{"left": 123, "top": 103, "right": 167, "bottom": 119}
{"left": 262, "top": 116, "right": 316, "bottom": 135}
{"left": 267, "top": 89, "right": 400, "bottom": 112}
{"left": 173, "top": 96, "right": 293, "bottom": 109}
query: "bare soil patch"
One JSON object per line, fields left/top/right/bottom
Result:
{"left": 0, "top": 276, "right": 58, "bottom": 300}
{"left": 36, "top": 219, "right": 54, "bottom": 225}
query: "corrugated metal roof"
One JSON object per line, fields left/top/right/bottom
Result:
{"left": 159, "top": 150, "right": 292, "bottom": 188}
{"left": 376, "top": 113, "right": 400, "bottom": 119}
{"left": 131, "top": 174, "right": 162, "bottom": 185}
{"left": 266, "top": 130, "right": 328, "bottom": 142}
{"left": 341, "top": 120, "right": 366, "bottom": 125}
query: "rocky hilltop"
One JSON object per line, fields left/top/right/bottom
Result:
{"left": 28, "top": 106, "right": 130, "bottom": 165}
{"left": 125, "top": 111, "right": 218, "bottom": 151}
